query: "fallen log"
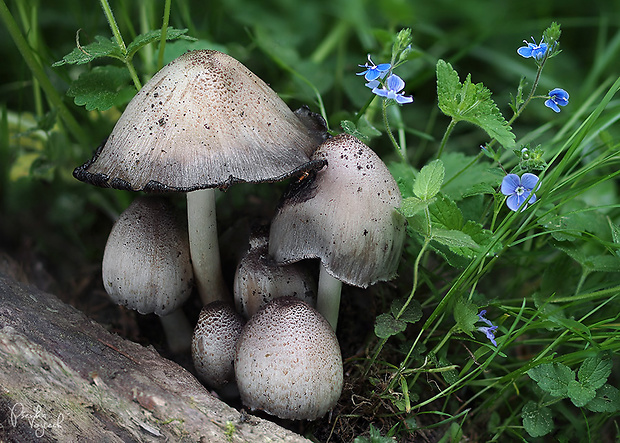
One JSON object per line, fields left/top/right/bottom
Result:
{"left": 0, "top": 273, "right": 310, "bottom": 442}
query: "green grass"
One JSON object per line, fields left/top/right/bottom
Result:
{"left": 1, "top": 0, "right": 619, "bottom": 441}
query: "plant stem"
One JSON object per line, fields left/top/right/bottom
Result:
{"left": 157, "top": 0, "right": 172, "bottom": 70}
{"left": 436, "top": 118, "right": 457, "bottom": 159}
{"left": 316, "top": 265, "right": 343, "bottom": 331}
{"left": 382, "top": 100, "right": 406, "bottom": 161}
{"left": 100, "top": 0, "right": 142, "bottom": 90}
{"left": 186, "top": 189, "right": 229, "bottom": 305}
{"left": 0, "top": 0, "right": 88, "bottom": 144}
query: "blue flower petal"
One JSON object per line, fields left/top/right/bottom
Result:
{"left": 386, "top": 74, "right": 406, "bottom": 93}
{"left": 545, "top": 98, "right": 561, "bottom": 113}
{"left": 365, "top": 80, "right": 380, "bottom": 89}
{"left": 506, "top": 194, "right": 524, "bottom": 212}
{"left": 501, "top": 174, "right": 520, "bottom": 195}
{"left": 517, "top": 45, "right": 534, "bottom": 58}
{"left": 521, "top": 173, "right": 539, "bottom": 190}
{"left": 477, "top": 326, "right": 498, "bottom": 347}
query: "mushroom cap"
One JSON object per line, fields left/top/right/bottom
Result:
{"left": 268, "top": 134, "right": 406, "bottom": 288}
{"left": 191, "top": 301, "right": 245, "bottom": 388}
{"left": 234, "top": 296, "right": 343, "bottom": 420}
{"left": 74, "top": 50, "right": 326, "bottom": 192}
{"left": 102, "top": 196, "right": 193, "bottom": 315}
{"left": 234, "top": 229, "right": 317, "bottom": 319}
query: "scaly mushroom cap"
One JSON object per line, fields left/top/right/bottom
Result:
{"left": 268, "top": 133, "right": 406, "bottom": 287}
{"left": 234, "top": 296, "right": 343, "bottom": 420}
{"left": 74, "top": 50, "right": 326, "bottom": 192}
{"left": 192, "top": 301, "right": 245, "bottom": 388}
{"left": 234, "top": 229, "right": 317, "bottom": 319}
{"left": 102, "top": 196, "right": 193, "bottom": 315}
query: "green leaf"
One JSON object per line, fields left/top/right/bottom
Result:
{"left": 436, "top": 60, "right": 515, "bottom": 148}
{"left": 125, "top": 28, "right": 195, "bottom": 60}
{"left": 527, "top": 363, "right": 574, "bottom": 398}
{"left": 567, "top": 379, "right": 596, "bottom": 407}
{"left": 413, "top": 159, "right": 444, "bottom": 201}
{"left": 375, "top": 313, "right": 406, "bottom": 339}
{"left": 432, "top": 228, "right": 479, "bottom": 250}
{"left": 391, "top": 298, "right": 422, "bottom": 324}
{"left": 453, "top": 297, "right": 478, "bottom": 336}
{"left": 67, "top": 66, "right": 135, "bottom": 111}
{"left": 522, "top": 401, "right": 554, "bottom": 438}
{"left": 578, "top": 353, "right": 612, "bottom": 390}
{"left": 399, "top": 196, "right": 431, "bottom": 218}
{"left": 449, "top": 220, "right": 502, "bottom": 259}
{"left": 440, "top": 152, "right": 503, "bottom": 201}
{"left": 429, "top": 193, "right": 463, "bottom": 230}
{"left": 53, "top": 35, "right": 124, "bottom": 66}
{"left": 585, "top": 384, "right": 620, "bottom": 413}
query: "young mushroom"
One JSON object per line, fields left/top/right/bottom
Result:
{"left": 234, "top": 296, "right": 343, "bottom": 420}
{"left": 191, "top": 301, "right": 245, "bottom": 390}
{"left": 234, "top": 227, "right": 317, "bottom": 319}
{"left": 74, "top": 50, "right": 327, "bottom": 305}
{"left": 268, "top": 134, "right": 407, "bottom": 330}
{"left": 102, "top": 196, "right": 194, "bottom": 352}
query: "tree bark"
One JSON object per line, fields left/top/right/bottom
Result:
{"left": 0, "top": 273, "right": 310, "bottom": 442}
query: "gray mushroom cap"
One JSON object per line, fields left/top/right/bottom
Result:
{"left": 268, "top": 133, "right": 406, "bottom": 288}
{"left": 102, "top": 196, "right": 193, "bottom": 315}
{"left": 234, "top": 296, "right": 343, "bottom": 420}
{"left": 191, "top": 301, "right": 245, "bottom": 388}
{"left": 73, "top": 49, "right": 326, "bottom": 192}
{"left": 234, "top": 228, "right": 317, "bottom": 319}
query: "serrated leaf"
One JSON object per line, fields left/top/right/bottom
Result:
{"left": 399, "top": 196, "right": 431, "bottom": 218}
{"left": 432, "top": 228, "right": 479, "bottom": 250}
{"left": 436, "top": 60, "right": 515, "bottom": 148}
{"left": 53, "top": 35, "right": 124, "bottom": 66}
{"left": 429, "top": 193, "right": 463, "bottom": 230}
{"left": 413, "top": 159, "right": 444, "bottom": 201}
{"left": 528, "top": 363, "right": 574, "bottom": 398}
{"left": 67, "top": 66, "right": 135, "bottom": 111}
{"left": 453, "top": 297, "right": 478, "bottom": 335}
{"left": 585, "top": 384, "right": 620, "bottom": 413}
{"left": 391, "top": 298, "right": 422, "bottom": 324}
{"left": 125, "top": 28, "right": 194, "bottom": 60}
{"left": 568, "top": 379, "right": 597, "bottom": 407}
{"left": 375, "top": 313, "right": 406, "bottom": 338}
{"left": 522, "top": 401, "right": 554, "bottom": 438}
{"left": 578, "top": 353, "right": 612, "bottom": 390}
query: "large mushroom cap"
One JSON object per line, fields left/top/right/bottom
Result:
{"left": 102, "top": 196, "right": 193, "bottom": 315}
{"left": 269, "top": 133, "right": 407, "bottom": 288}
{"left": 234, "top": 296, "right": 343, "bottom": 420}
{"left": 74, "top": 50, "right": 326, "bottom": 192}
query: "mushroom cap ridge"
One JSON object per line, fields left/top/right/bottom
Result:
{"left": 268, "top": 133, "right": 407, "bottom": 287}
{"left": 74, "top": 50, "right": 327, "bottom": 192}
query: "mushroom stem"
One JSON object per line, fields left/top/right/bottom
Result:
{"left": 159, "top": 308, "right": 194, "bottom": 354}
{"left": 316, "top": 265, "right": 342, "bottom": 331}
{"left": 187, "top": 189, "right": 229, "bottom": 304}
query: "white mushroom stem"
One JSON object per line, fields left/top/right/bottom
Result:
{"left": 316, "top": 265, "right": 343, "bottom": 331}
{"left": 187, "top": 189, "right": 229, "bottom": 304}
{"left": 159, "top": 309, "right": 194, "bottom": 354}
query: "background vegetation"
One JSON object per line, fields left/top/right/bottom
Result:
{"left": 1, "top": 0, "right": 619, "bottom": 441}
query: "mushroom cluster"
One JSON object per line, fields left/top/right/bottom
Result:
{"left": 74, "top": 49, "right": 405, "bottom": 422}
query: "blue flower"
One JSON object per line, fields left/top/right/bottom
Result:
{"left": 357, "top": 55, "right": 391, "bottom": 82}
{"left": 544, "top": 88, "right": 569, "bottom": 113}
{"left": 501, "top": 173, "right": 539, "bottom": 212}
{"left": 478, "top": 325, "right": 499, "bottom": 347}
{"left": 477, "top": 310, "right": 498, "bottom": 346}
{"left": 371, "top": 74, "right": 414, "bottom": 104}
{"left": 517, "top": 37, "right": 549, "bottom": 61}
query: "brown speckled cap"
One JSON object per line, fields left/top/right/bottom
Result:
{"left": 268, "top": 133, "right": 406, "bottom": 288}
{"left": 74, "top": 50, "right": 327, "bottom": 192}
